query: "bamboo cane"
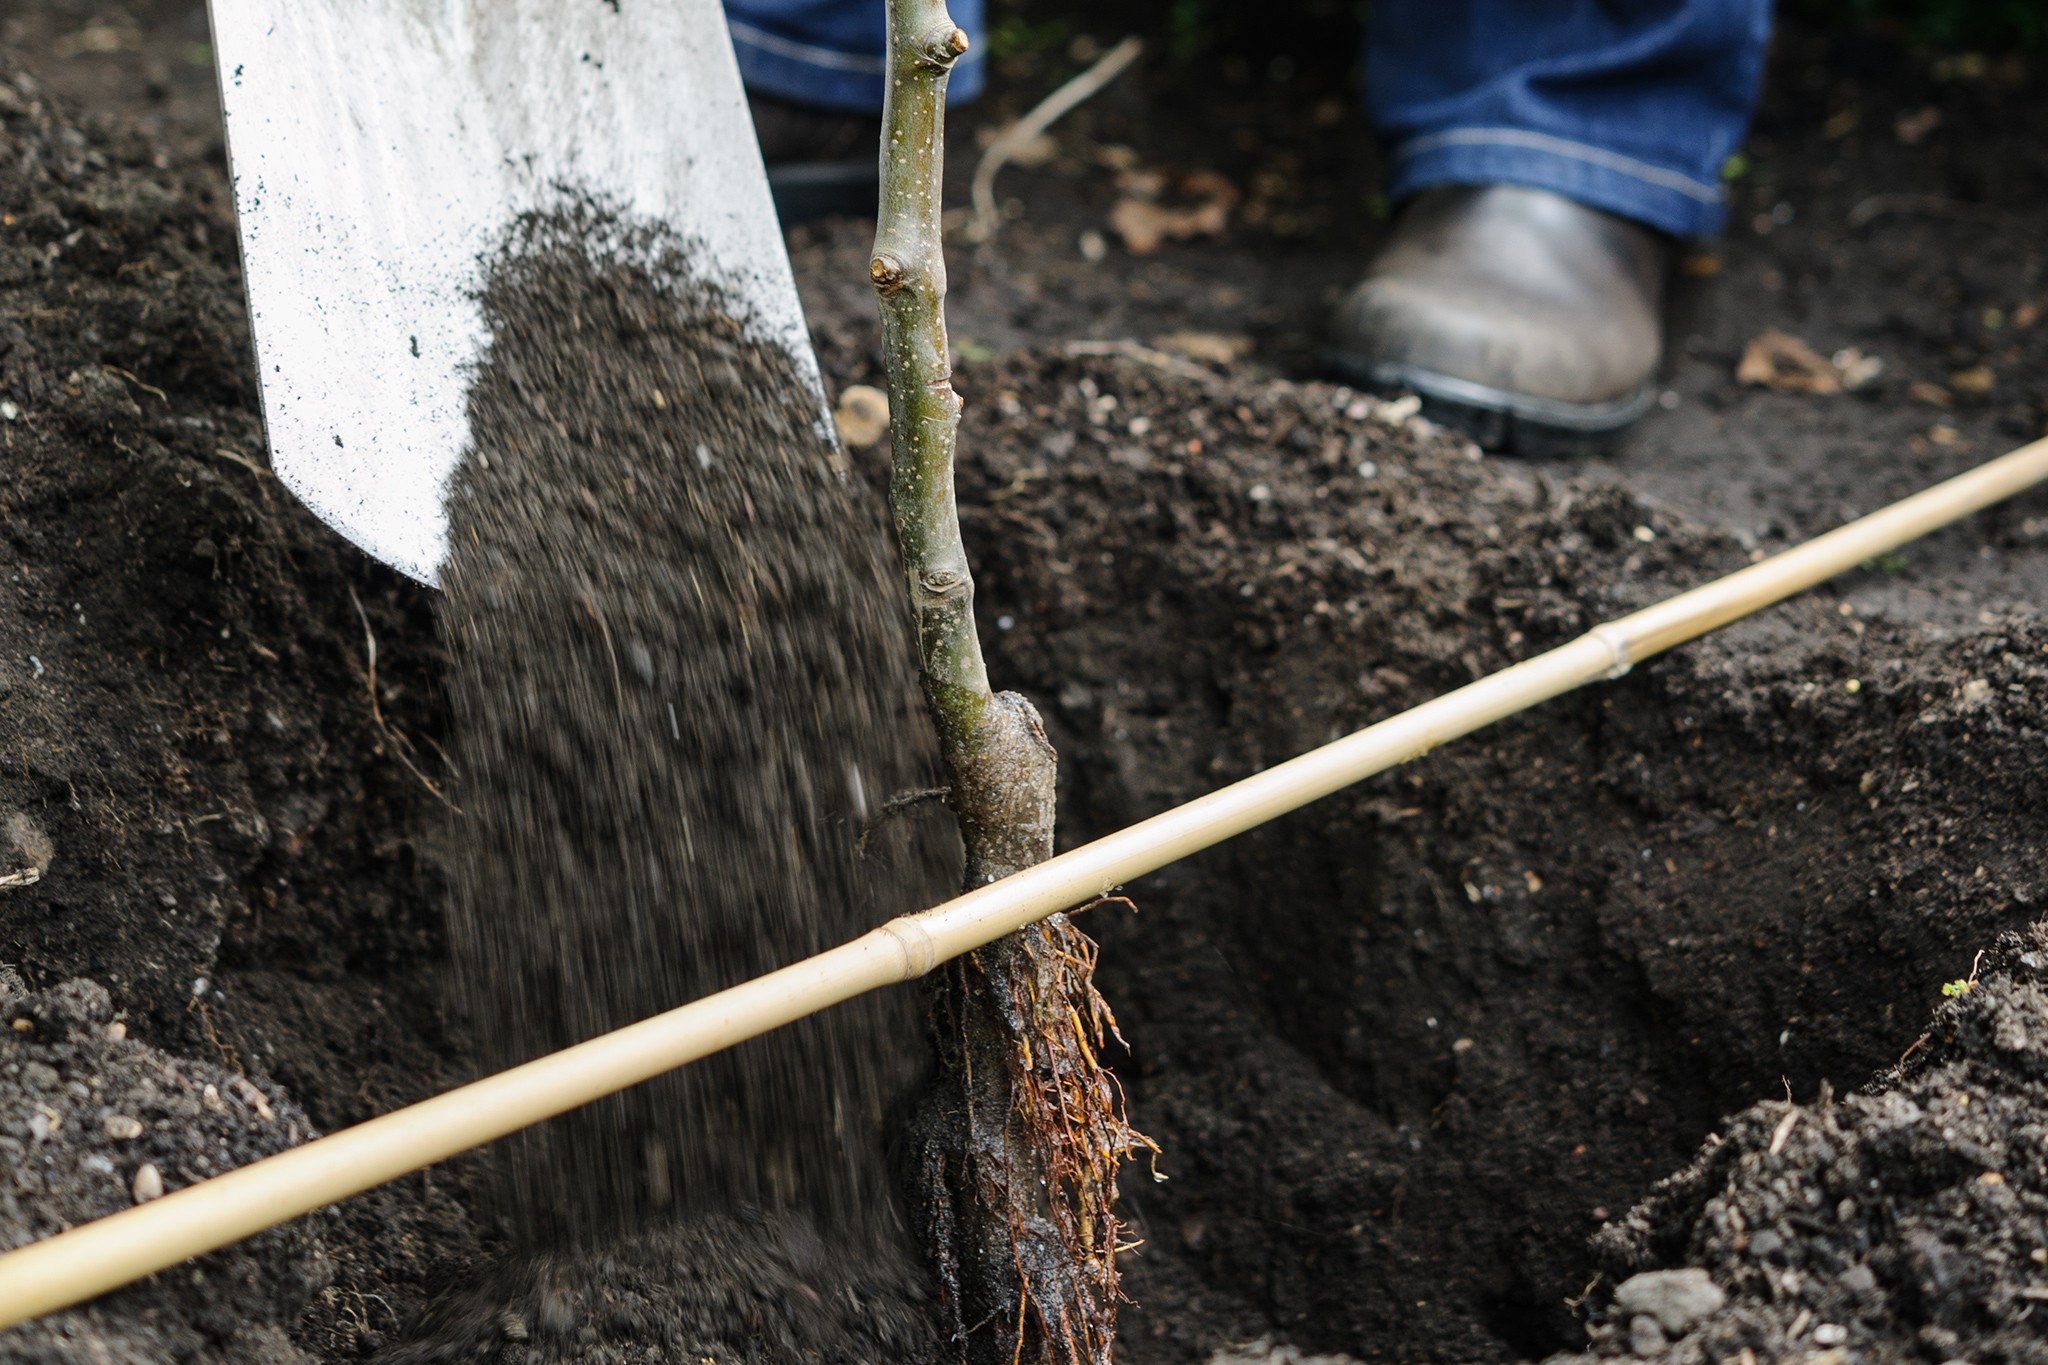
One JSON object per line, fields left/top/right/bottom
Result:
{"left": 0, "top": 434, "right": 2042, "bottom": 1329}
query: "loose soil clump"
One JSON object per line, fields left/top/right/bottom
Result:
{"left": 1585, "top": 925, "right": 2048, "bottom": 1364}
{"left": 0, "top": 976, "right": 326, "bottom": 1362}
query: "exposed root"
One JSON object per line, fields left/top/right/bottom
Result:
{"left": 856, "top": 785, "right": 954, "bottom": 858}
{"left": 1007, "top": 912, "right": 1158, "bottom": 1364}
{"left": 346, "top": 586, "right": 460, "bottom": 812}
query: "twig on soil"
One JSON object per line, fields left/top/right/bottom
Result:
{"left": 967, "top": 37, "right": 1143, "bottom": 245}
{"left": 1845, "top": 193, "right": 2005, "bottom": 230}
{"left": 1062, "top": 338, "right": 1223, "bottom": 388}
{"left": 213, "top": 447, "right": 276, "bottom": 510}
{"left": 213, "top": 447, "right": 271, "bottom": 478}
{"left": 103, "top": 365, "right": 167, "bottom": 405}
{"left": 346, "top": 586, "right": 459, "bottom": 812}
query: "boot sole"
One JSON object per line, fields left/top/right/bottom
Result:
{"left": 1322, "top": 353, "right": 1657, "bottom": 457}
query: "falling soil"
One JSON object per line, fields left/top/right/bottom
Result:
{"left": 422, "top": 205, "right": 949, "bottom": 1348}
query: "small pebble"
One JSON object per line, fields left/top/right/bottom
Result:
{"left": 132, "top": 1162, "right": 164, "bottom": 1202}
{"left": 202, "top": 1083, "right": 225, "bottom": 1113}
{"left": 1628, "top": 1314, "right": 1668, "bottom": 1357}
{"left": 104, "top": 1020, "right": 127, "bottom": 1042}
{"left": 1812, "top": 1323, "right": 1847, "bottom": 1347}
{"left": 231, "top": 1076, "right": 275, "bottom": 1120}
{"left": 1613, "top": 1268, "right": 1725, "bottom": 1336}
{"left": 0, "top": 809, "right": 54, "bottom": 890}
{"left": 103, "top": 1114, "right": 144, "bottom": 1140}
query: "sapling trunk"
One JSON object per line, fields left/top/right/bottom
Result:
{"left": 868, "top": 5, "right": 1148, "bottom": 1362}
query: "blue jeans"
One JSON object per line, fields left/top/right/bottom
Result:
{"left": 724, "top": 0, "right": 986, "bottom": 111}
{"left": 1367, "top": 0, "right": 1773, "bottom": 237}
{"left": 723, "top": 0, "right": 1769, "bottom": 237}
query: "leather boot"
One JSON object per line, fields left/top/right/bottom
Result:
{"left": 1327, "top": 185, "right": 1675, "bottom": 453}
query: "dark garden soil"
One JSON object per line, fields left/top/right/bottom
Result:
{"left": 1, "top": 3, "right": 2046, "bottom": 1364}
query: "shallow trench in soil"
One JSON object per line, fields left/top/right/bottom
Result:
{"left": 1, "top": 26, "right": 2047, "bottom": 1364}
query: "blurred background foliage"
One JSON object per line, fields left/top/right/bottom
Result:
{"left": 1832, "top": 0, "right": 2046, "bottom": 51}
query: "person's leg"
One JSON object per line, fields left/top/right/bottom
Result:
{"left": 1365, "top": 0, "right": 1772, "bottom": 238}
{"left": 1330, "top": 0, "right": 1773, "bottom": 452}
{"left": 723, "top": 0, "right": 986, "bottom": 112}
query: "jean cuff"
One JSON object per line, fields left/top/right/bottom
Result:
{"left": 729, "top": 20, "right": 985, "bottom": 113}
{"left": 1389, "top": 127, "right": 1726, "bottom": 238}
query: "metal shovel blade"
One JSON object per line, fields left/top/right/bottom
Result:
{"left": 207, "top": 0, "right": 818, "bottom": 585}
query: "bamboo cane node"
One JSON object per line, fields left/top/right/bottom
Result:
{"left": 1587, "top": 622, "right": 1636, "bottom": 680}
{"left": 879, "top": 916, "right": 941, "bottom": 980}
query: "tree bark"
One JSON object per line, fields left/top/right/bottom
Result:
{"left": 868, "top": 5, "right": 1149, "bottom": 1362}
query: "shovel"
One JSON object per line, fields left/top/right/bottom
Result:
{"left": 207, "top": 0, "right": 819, "bottom": 585}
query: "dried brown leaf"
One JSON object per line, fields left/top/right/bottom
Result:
{"left": 1106, "top": 166, "right": 1239, "bottom": 255}
{"left": 1737, "top": 329, "right": 1848, "bottom": 395}
{"left": 1949, "top": 365, "right": 1995, "bottom": 395}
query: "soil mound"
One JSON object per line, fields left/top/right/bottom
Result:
{"left": 0, "top": 46, "right": 469, "bottom": 1357}
{"left": 0, "top": 976, "right": 326, "bottom": 1363}
{"left": 1583, "top": 924, "right": 2048, "bottom": 1364}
